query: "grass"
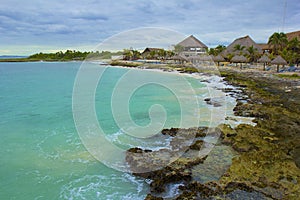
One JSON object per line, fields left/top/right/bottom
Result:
{"left": 109, "top": 60, "right": 143, "bottom": 67}
{"left": 275, "top": 73, "right": 300, "bottom": 79}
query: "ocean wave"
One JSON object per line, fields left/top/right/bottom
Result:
{"left": 59, "top": 173, "right": 147, "bottom": 200}
{"left": 105, "top": 129, "right": 172, "bottom": 151}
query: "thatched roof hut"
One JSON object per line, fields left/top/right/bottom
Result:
{"left": 141, "top": 47, "right": 163, "bottom": 58}
{"left": 213, "top": 55, "right": 225, "bottom": 66}
{"left": 257, "top": 43, "right": 272, "bottom": 53}
{"left": 223, "top": 35, "right": 263, "bottom": 56}
{"left": 170, "top": 55, "right": 188, "bottom": 64}
{"left": 271, "top": 55, "right": 287, "bottom": 65}
{"left": 258, "top": 55, "right": 271, "bottom": 63}
{"left": 177, "top": 35, "right": 208, "bottom": 57}
{"left": 231, "top": 55, "right": 248, "bottom": 63}
{"left": 231, "top": 55, "right": 248, "bottom": 69}
{"left": 177, "top": 35, "right": 207, "bottom": 49}
{"left": 213, "top": 55, "right": 225, "bottom": 62}
{"left": 187, "top": 55, "right": 200, "bottom": 64}
{"left": 187, "top": 55, "right": 200, "bottom": 61}
{"left": 198, "top": 55, "right": 212, "bottom": 61}
{"left": 258, "top": 55, "right": 271, "bottom": 71}
{"left": 187, "top": 55, "right": 212, "bottom": 64}
{"left": 271, "top": 55, "right": 287, "bottom": 72}
{"left": 172, "top": 55, "right": 187, "bottom": 60}
{"left": 286, "top": 30, "right": 300, "bottom": 41}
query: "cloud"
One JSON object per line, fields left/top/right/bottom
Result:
{"left": 0, "top": 0, "right": 299, "bottom": 55}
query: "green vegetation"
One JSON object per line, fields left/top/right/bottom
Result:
{"left": 275, "top": 73, "right": 300, "bottom": 79}
{"left": 123, "top": 49, "right": 141, "bottom": 60}
{"left": 0, "top": 50, "right": 123, "bottom": 62}
{"left": 28, "top": 50, "right": 89, "bottom": 61}
{"left": 174, "top": 44, "right": 184, "bottom": 53}
{"left": 246, "top": 45, "right": 259, "bottom": 62}
{"left": 109, "top": 60, "right": 143, "bottom": 67}
{"left": 268, "top": 32, "right": 288, "bottom": 55}
{"left": 219, "top": 70, "right": 300, "bottom": 199}
{"left": 233, "top": 44, "right": 245, "bottom": 52}
{"left": 207, "top": 45, "right": 226, "bottom": 56}
{"left": 268, "top": 32, "right": 300, "bottom": 65}
{"left": 143, "top": 49, "right": 174, "bottom": 60}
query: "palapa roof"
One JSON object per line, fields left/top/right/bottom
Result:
{"left": 199, "top": 55, "right": 212, "bottom": 61}
{"left": 257, "top": 55, "right": 271, "bottom": 63}
{"left": 224, "top": 35, "right": 263, "bottom": 55}
{"left": 177, "top": 35, "right": 208, "bottom": 48}
{"left": 271, "top": 55, "right": 287, "bottom": 65}
{"left": 231, "top": 55, "right": 248, "bottom": 63}
{"left": 257, "top": 43, "right": 271, "bottom": 50}
{"left": 187, "top": 55, "right": 201, "bottom": 61}
{"left": 170, "top": 55, "right": 188, "bottom": 61}
{"left": 213, "top": 55, "right": 225, "bottom": 62}
{"left": 286, "top": 30, "right": 300, "bottom": 41}
{"left": 142, "top": 47, "right": 163, "bottom": 54}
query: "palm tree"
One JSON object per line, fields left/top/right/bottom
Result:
{"left": 158, "top": 49, "right": 167, "bottom": 60}
{"left": 288, "top": 37, "right": 300, "bottom": 52}
{"left": 165, "top": 50, "right": 175, "bottom": 59}
{"left": 233, "top": 44, "right": 245, "bottom": 52}
{"left": 149, "top": 51, "right": 157, "bottom": 59}
{"left": 123, "top": 49, "right": 140, "bottom": 60}
{"left": 208, "top": 45, "right": 226, "bottom": 56}
{"left": 174, "top": 45, "right": 184, "bottom": 53}
{"left": 123, "top": 49, "right": 133, "bottom": 60}
{"left": 246, "top": 45, "right": 259, "bottom": 62}
{"left": 268, "top": 32, "right": 288, "bottom": 55}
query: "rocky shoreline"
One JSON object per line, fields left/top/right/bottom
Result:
{"left": 126, "top": 68, "right": 300, "bottom": 199}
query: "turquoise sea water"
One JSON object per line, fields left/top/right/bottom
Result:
{"left": 0, "top": 62, "right": 231, "bottom": 199}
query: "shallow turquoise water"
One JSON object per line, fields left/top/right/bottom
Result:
{"left": 0, "top": 62, "right": 213, "bottom": 199}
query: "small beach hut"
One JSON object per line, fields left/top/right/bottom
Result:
{"left": 213, "top": 55, "right": 225, "bottom": 66}
{"left": 231, "top": 55, "right": 248, "bottom": 69}
{"left": 198, "top": 55, "right": 212, "bottom": 61}
{"left": 271, "top": 55, "right": 288, "bottom": 72}
{"left": 171, "top": 55, "right": 188, "bottom": 64}
{"left": 258, "top": 55, "right": 271, "bottom": 71}
{"left": 187, "top": 55, "right": 201, "bottom": 64}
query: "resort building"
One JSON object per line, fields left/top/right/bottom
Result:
{"left": 286, "top": 30, "right": 300, "bottom": 41}
{"left": 223, "top": 35, "right": 263, "bottom": 56}
{"left": 257, "top": 43, "right": 272, "bottom": 53}
{"left": 176, "top": 35, "right": 208, "bottom": 57}
{"left": 257, "top": 30, "right": 300, "bottom": 53}
{"left": 141, "top": 47, "right": 163, "bottom": 59}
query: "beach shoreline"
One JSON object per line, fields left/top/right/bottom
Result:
{"left": 114, "top": 61, "right": 300, "bottom": 199}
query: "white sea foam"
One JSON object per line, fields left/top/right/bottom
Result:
{"left": 59, "top": 173, "right": 147, "bottom": 200}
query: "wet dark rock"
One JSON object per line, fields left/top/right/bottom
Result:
{"left": 144, "top": 194, "right": 163, "bottom": 200}
{"left": 195, "top": 127, "right": 208, "bottom": 137}
{"left": 222, "top": 88, "right": 233, "bottom": 92}
{"left": 126, "top": 128, "right": 212, "bottom": 197}
{"left": 127, "top": 147, "right": 152, "bottom": 153}
{"left": 189, "top": 140, "right": 204, "bottom": 150}
{"left": 161, "top": 127, "right": 179, "bottom": 137}
{"left": 224, "top": 182, "right": 254, "bottom": 193}
{"left": 204, "top": 98, "right": 222, "bottom": 107}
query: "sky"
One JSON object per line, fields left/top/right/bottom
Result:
{"left": 0, "top": 0, "right": 299, "bottom": 55}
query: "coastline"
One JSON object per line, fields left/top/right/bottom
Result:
{"left": 2, "top": 61, "right": 299, "bottom": 198}
{"left": 116, "top": 62, "right": 300, "bottom": 199}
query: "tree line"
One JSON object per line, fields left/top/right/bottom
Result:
{"left": 27, "top": 50, "right": 123, "bottom": 61}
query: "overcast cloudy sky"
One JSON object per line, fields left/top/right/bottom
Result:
{"left": 0, "top": 0, "right": 299, "bottom": 55}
